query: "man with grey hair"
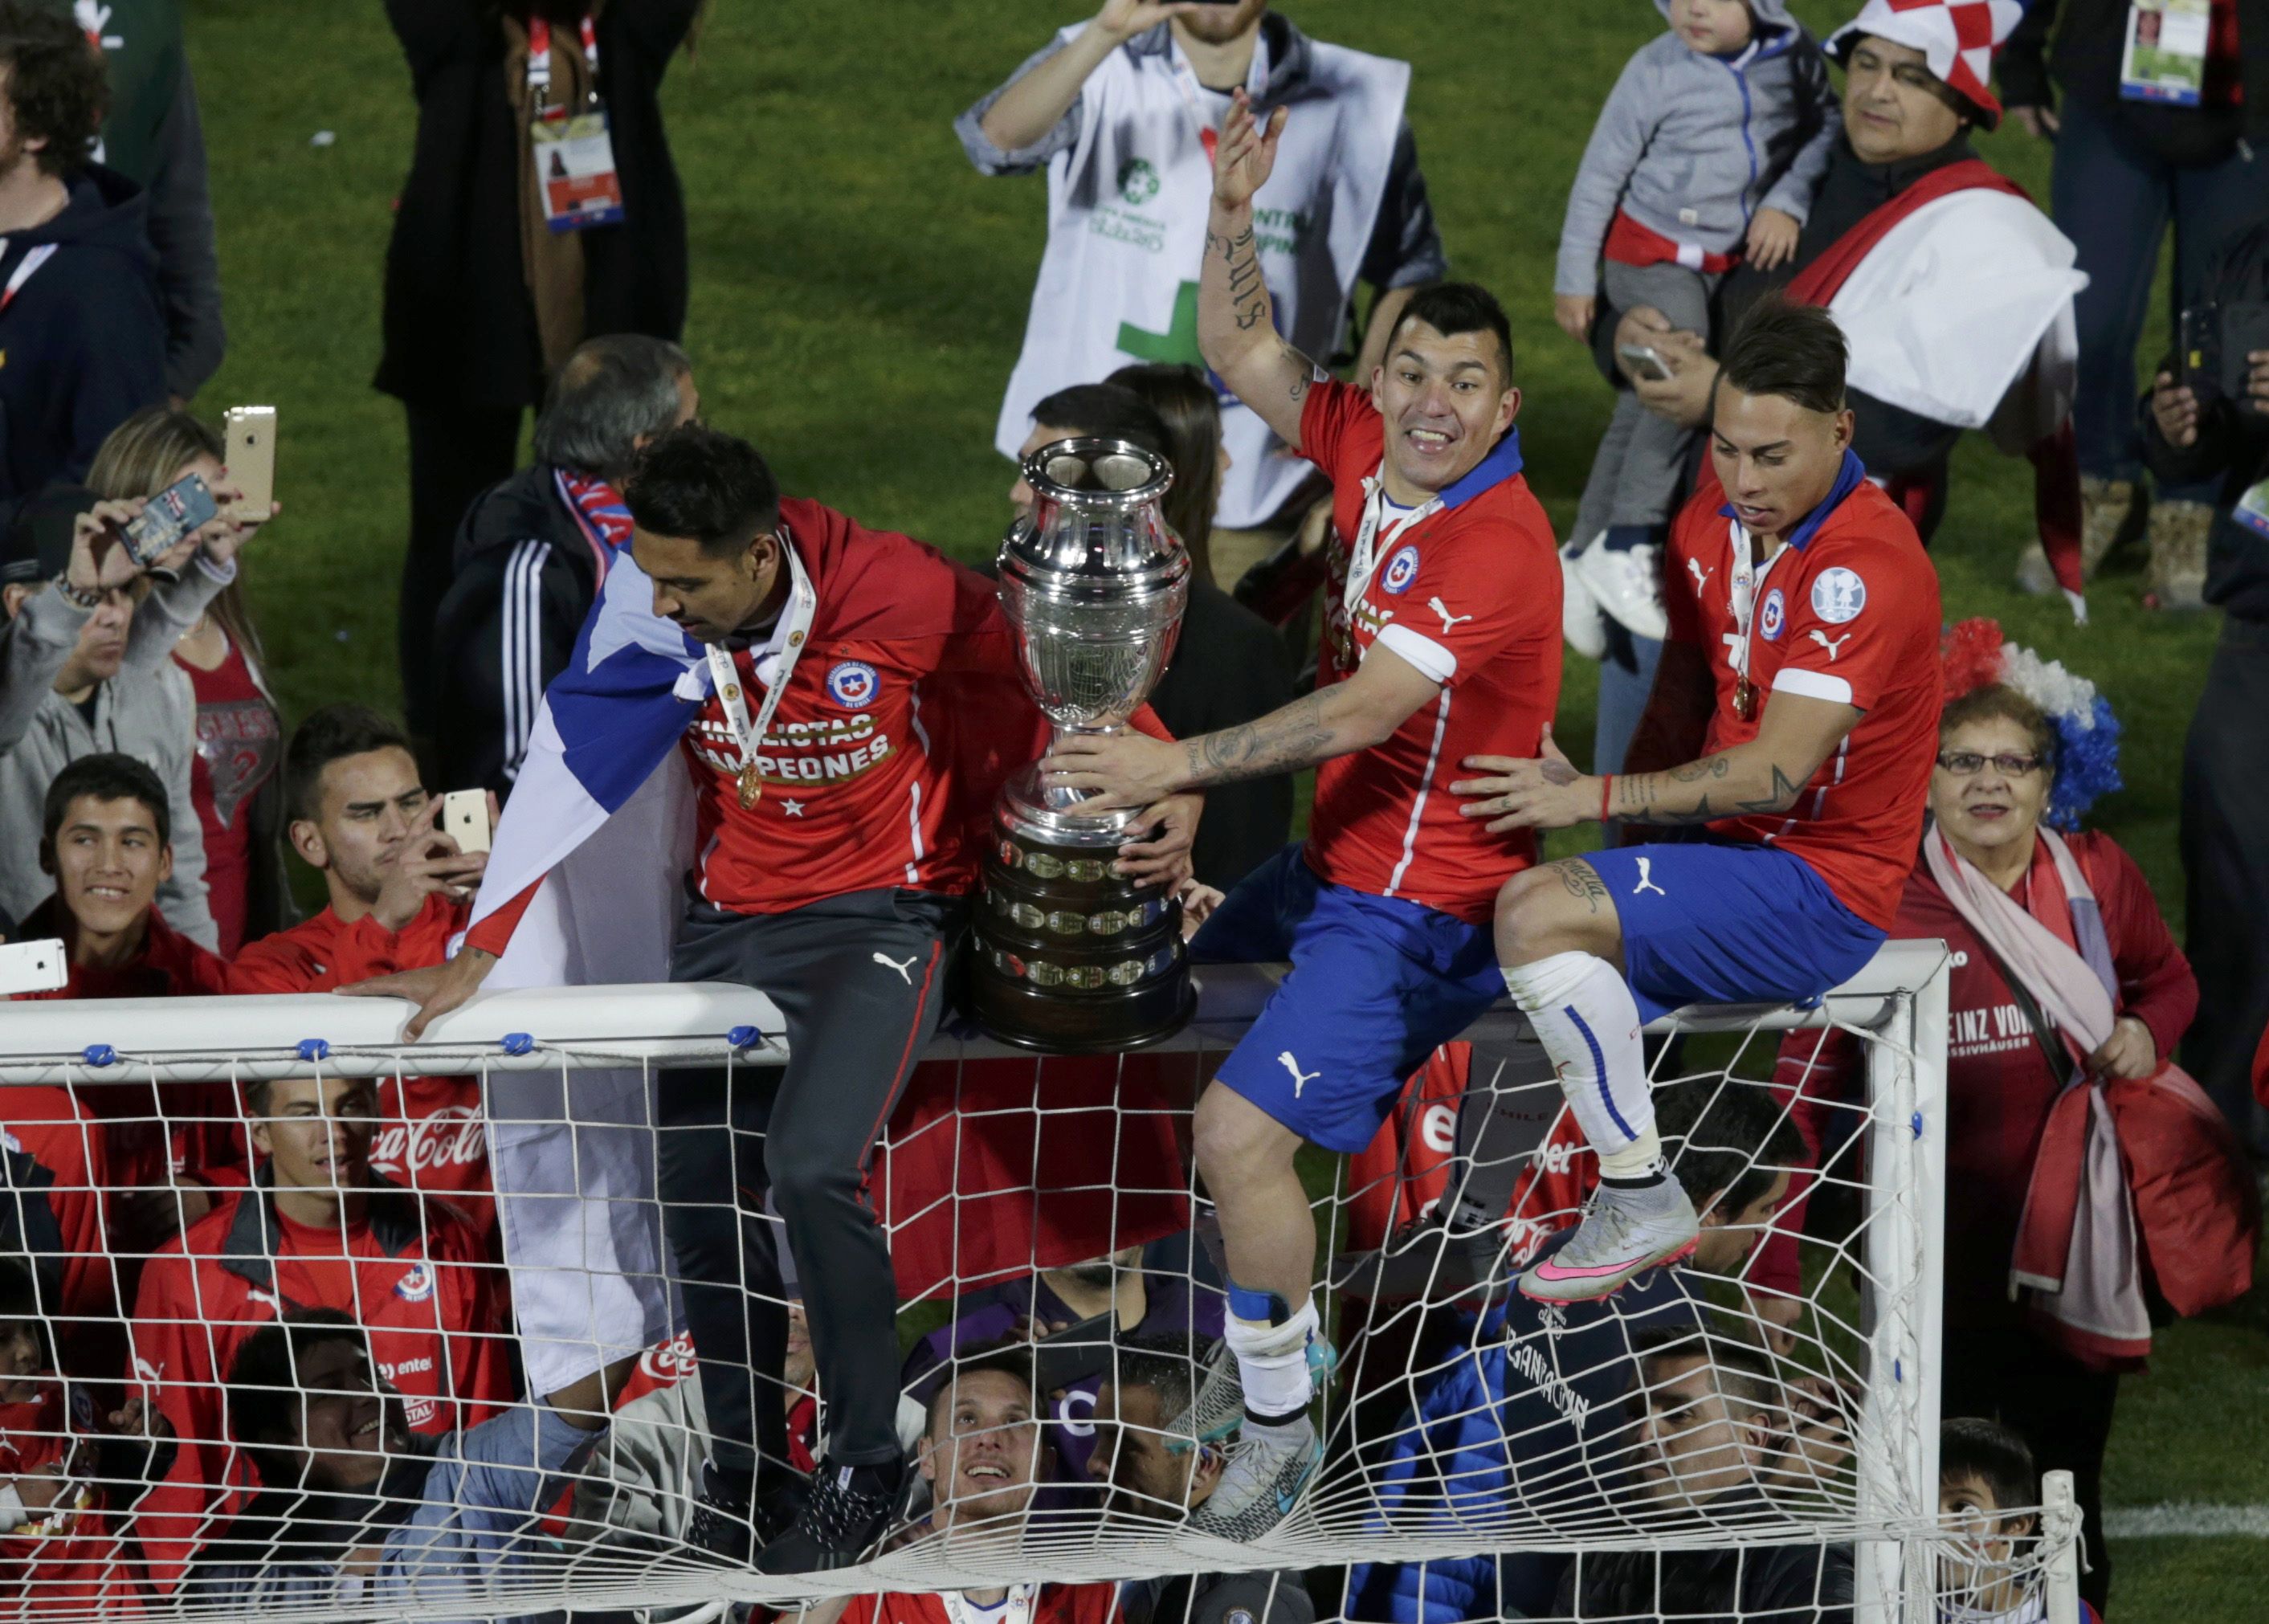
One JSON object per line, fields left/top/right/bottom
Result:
{"left": 431, "top": 334, "right": 698, "bottom": 794}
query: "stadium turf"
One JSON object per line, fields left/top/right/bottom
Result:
{"left": 185, "top": 0, "right": 2259, "bottom": 1610}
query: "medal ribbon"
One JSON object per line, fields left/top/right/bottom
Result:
{"left": 1343, "top": 469, "right": 1442, "bottom": 617}
{"left": 1724, "top": 519, "right": 1789, "bottom": 717}
{"left": 701, "top": 524, "right": 817, "bottom": 806}
{"left": 0, "top": 243, "right": 57, "bottom": 314}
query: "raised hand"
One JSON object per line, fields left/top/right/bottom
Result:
{"left": 1212, "top": 88, "right": 1286, "bottom": 210}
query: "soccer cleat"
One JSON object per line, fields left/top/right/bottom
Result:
{"left": 1518, "top": 1178, "right": 1700, "bottom": 1304}
{"left": 1172, "top": 1334, "right": 1338, "bottom": 1447}
{"left": 1332, "top": 1210, "right": 1508, "bottom": 1301}
{"left": 752, "top": 1462, "right": 905, "bottom": 1575}
{"left": 1186, "top": 1413, "right": 1320, "bottom": 1541}
{"left": 1561, "top": 541, "right": 1610, "bottom": 659}
{"left": 1573, "top": 531, "right": 1669, "bottom": 641}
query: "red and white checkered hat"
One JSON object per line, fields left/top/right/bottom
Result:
{"left": 1827, "top": 0, "right": 2029, "bottom": 128}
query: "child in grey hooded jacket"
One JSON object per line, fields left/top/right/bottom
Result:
{"left": 1555, "top": 0, "right": 1838, "bottom": 644}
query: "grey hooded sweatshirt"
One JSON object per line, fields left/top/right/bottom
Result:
{"left": 1554, "top": 0, "right": 1838, "bottom": 296}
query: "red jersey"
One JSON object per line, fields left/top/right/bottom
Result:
{"left": 1759, "top": 830, "right": 2196, "bottom": 1324}
{"left": 230, "top": 896, "right": 493, "bottom": 1233}
{"left": 128, "top": 1180, "right": 509, "bottom": 1588}
{"left": 1296, "top": 382, "right": 1562, "bottom": 924}
{"left": 1660, "top": 455, "right": 1942, "bottom": 931}
{"left": 0, "top": 1087, "right": 117, "bottom": 1349}
{"left": 173, "top": 637, "right": 281, "bottom": 957}
{"left": 0, "top": 1383, "right": 134, "bottom": 1616}
{"left": 838, "top": 1581, "right": 1122, "bottom": 1624}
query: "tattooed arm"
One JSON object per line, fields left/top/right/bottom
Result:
{"left": 1451, "top": 692, "right": 1863, "bottom": 834}
{"left": 1040, "top": 641, "right": 1442, "bottom": 809}
{"left": 1198, "top": 89, "right": 1324, "bottom": 449}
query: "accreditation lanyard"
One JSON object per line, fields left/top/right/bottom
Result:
{"left": 1343, "top": 471, "right": 1440, "bottom": 617}
{"left": 701, "top": 528, "right": 817, "bottom": 810}
{"left": 1165, "top": 32, "right": 1271, "bottom": 163}
{"left": 526, "top": 14, "right": 602, "bottom": 117}
{"left": 939, "top": 1586, "right": 1034, "bottom": 1624}
{"left": 1723, "top": 522, "right": 1789, "bottom": 723}
{"left": 0, "top": 243, "right": 57, "bottom": 314}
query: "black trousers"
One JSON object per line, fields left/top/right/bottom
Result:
{"left": 2181, "top": 615, "right": 2269, "bottom": 1156}
{"left": 660, "top": 888, "right": 961, "bottom": 1474}
{"left": 401, "top": 400, "right": 523, "bottom": 743}
{"left": 1940, "top": 1324, "right": 2120, "bottom": 1611}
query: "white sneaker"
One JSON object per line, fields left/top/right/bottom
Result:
{"left": 1573, "top": 532, "right": 1669, "bottom": 642}
{"left": 1561, "top": 541, "right": 1610, "bottom": 659}
{"left": 1186, "top": 1414, "right": 1320, "bottom": 1542}
{"left": 1518, "top": 1178, "right": 1699, "bottom": 1304}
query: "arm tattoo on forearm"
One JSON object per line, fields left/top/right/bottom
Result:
{"left": 1181, "top": 692, "right": 1332, "bottom": 786}
{"left": 1218, "top": 225, "right": 1269, "bottom": 332}
{"left": 1614, "top": 751, "right": 1806, "bottom": 826}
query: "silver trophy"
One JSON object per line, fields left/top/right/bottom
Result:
{"left": 973, "top": 439, "right": 1195, "bottom": 1053}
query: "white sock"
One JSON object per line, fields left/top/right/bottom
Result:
{"left": 1502, "top": 951, "right": 1662, "bottom": 1181}
{"left": 1223, "top": 1293, "right": 1319, "bottom": 1423}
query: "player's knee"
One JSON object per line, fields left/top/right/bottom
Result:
{"left": 1492, "top": 865, "right": 1567, "bottom": 966}
{"left": 763, "top": 1139, "right": 851, "bottom": 1212}
{"left": 1193, "top": 1083, "right": 1288, "bottom": 1182}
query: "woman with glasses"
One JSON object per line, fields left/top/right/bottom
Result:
{"left": 1756, "top": 646, "right": 2193, "bottom": 1614}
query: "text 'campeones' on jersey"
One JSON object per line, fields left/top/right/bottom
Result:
{"left": 1661, "top": 451, "right": 1943, "bottom": 931}
{"left": 1296, "top": 379, "right": 1563, "bottom": 924}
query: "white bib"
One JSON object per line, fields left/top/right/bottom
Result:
{"left": 994, "top": 27, "right": 1410, "bottom": 528}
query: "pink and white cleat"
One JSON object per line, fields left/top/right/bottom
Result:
{"left": 1518, "top": 1178, "right": 1700, "bottom": 1304}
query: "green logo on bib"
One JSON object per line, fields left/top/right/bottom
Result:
{"left": 1116, "top": 157, "right": 1161, "bottom": 206}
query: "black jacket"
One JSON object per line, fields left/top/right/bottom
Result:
{"left": 1555, "top": 1487, "right": 1855, "bottom": 1623}
{"left": 2002, "top": 0, "right": 2269, "bottom": 164}
{"left": 0, "top": 166, "right": 166, "bottom": 531}
{"left": 375, "top": 1, "right": 698, "bottom": 410}
{"left": 2142, "top": 214, "right": 2269, "bottom": 622}
{"left": 432, "top": 463, "right": 606, "bottom": 794}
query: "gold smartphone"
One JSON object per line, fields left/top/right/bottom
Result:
{"left": 441, "top": 790, "right": 493, "bottom": 855}
{"left": 222, "top": 406, "right": 278, "bottom": 524}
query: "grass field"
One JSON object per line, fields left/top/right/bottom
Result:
{"left": 178, "top": 0, "right": 2262, "bottom": 1614}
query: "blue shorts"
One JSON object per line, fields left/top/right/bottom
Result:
{"left": 1190, "top": 844, "right": 1503, "bottom": 1153}
{"left": 1580, "top": 840, "right": 1887, "bottom": 1024}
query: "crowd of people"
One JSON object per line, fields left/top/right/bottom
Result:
{"left": 1, "top": 0, "right": 2265, "bottom": 1620}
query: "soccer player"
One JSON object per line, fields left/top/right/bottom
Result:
{"left": 1039, "top": 93, "right": 1561, "bottom": 1537}
{"left": 129, "top": 1072, "right": 507, "bottom": 1589}
{"left": 229, "top": 705, "right": 495, "bottom": 1229}
{"left": 364, "top": 423, "right": 1194, "bottom": 1573}
{"left": 1452, "top": 296, "right": 1940, "bottom": 1304}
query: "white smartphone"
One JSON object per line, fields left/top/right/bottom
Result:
{"left": 222, "top": 406, "right": 278, "bottom": 524}
{"left": 0, "top": 937, "right": 68, "bottom": 997}
{"left": 441, "top": 789, "right": 492, "bottom": 855}
{"left": 1617, "top": 344, "right": 1674, "bottom": 383}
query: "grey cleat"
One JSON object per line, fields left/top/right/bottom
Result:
{"left": 1186, "top": 1414, "right": 1321, "bottom": 1542}
{"left": 1171, "top": 1336, "right": 1338, "bottom": 1447}
{"left": 1517, "top": 1178, "right": 1700, "bottom": 1304}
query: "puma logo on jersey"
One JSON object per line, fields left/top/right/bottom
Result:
{"left": 1277, "top": 1051, "right": 1321, "bottom": 1099}
{"left": 873, "top": 953, "right": 919, "bottom": 985}
{"left": 1426, "top": 597, "right": 1473, "bottom": 633}
{"left": 1809, "top": 629, "right": 1851, "bottom": 661}
{"left": 1687, "top": 558, "right": 1716, "bottom": 593}
{"left": 1633, "top": 858, "right": 1667, "bottom": 897}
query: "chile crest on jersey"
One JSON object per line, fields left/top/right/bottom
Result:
{"left": 1381, "top": 543, "right": 1421, "bottom": 595}
{"left": 826, "top": 660, "right": 879, "bottom": 708}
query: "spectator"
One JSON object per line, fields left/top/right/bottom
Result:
{"left": 0, "top": 0, "right": 166, "bottom": 534}
{"left": 1014, "top": 377, "right": 1294, "bottom": 891}
{"left": 1763, "top": 672, "right": 2202, "bottom": 1612}
{"left": 961, "top": 0, "right": 1446, "bottom": 588}
{"left": 180, "top": 1312, "right": 628, "bottom": 1610}
{"left": 1089, "top": 1334, "right": 1314, "bottom": 1624}
{"left": 901, "top": 1242, "right": 1225, "bottom": 1484}
{"left": 0, "top": 1085, "right": 115, "bottom": 1370}
{"left": 229, "top": 705, "right": 494, "bottom": 1227}
{"left": 2140, "top": 213, "right": 2269, "bottom": 1149}
{"left": 1998, "top": 0, "right": 2269, "bottom": 609}
{"left": 1345, "top": 1079, "right": 1805, "bottom": 1622}
{"left": 1939, "top": 1417, "right": 2100, "bottom": 1624}
{"left": 378, "top": 0, "right": 703, "bottom": 751}
{"left": 809, "top": 1347, "right": 1125, "bottom": 1624}
{"left": 0, "top": 1255, "right": 133, "bottom": 1612}
{"left": 1585, "top": 0, "right": 2086, "bottom": 777}
{"left": 37, "top": 0, "right": 226, "bottom": 400}
{"left": 129, "top": 1073, "right": 510, "bottom": 1590}
{"left": 84, "top": 406, "right": 289, "bottom": 955}
{"left": 0, "top": 471, "right": 267, "bottom": 946}
{"left": 432, "top": 333, "right": 699, "bottom": 794}
{"left": 1557, "top": 0, "right": 1836, "bottom": 647}
{"left": 1556, "top": 1332, "right": 1855, "bottom": 1623}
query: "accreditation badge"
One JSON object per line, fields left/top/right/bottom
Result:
{"left": 2119, "top": 0, "right": 2211, "bottom": 107}
{"left": 533, "top": 110, "right": 626, "bottom": 232}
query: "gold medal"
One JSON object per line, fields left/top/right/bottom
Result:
{"left": 737, "top": 762, "right": 764, "bottom": 810}
{"left": 1732, "top": 677, "right": 1758, "bottom": 723}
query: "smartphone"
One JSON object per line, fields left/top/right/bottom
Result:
{"left": 2219, "top": 301, "right": 2269, "bottom": 400}
{"left": 1618, "top": 343, "right": 1673, "bottom": 383}
{"left": 120, "top": 472, "right": 218, "bottom": 567}
{"left": 2178, "top": 304, "right": 2222, "bottom": 404}
{"left": 222, "top": 405, "right": 277, "bottom": 524}
{"left": 441, "top": 790, "right": 493, "bottom": 855}
{"left": 0, "top": 938, "right": 68, "bottom": 997}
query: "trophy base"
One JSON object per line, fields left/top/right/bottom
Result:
{"left": 969, "top": 795, "right": 1192, "bottom": 1055}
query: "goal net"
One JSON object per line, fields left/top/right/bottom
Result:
{"left": 0, "top": 941, "right": 2085, "bottom": 1623}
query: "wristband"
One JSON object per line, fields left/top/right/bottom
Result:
{"left": 53, "top": 577, "right": 101, "bottom": 610}
{"left": 1598, "top": 774, "right": 1614, "bottom": 825}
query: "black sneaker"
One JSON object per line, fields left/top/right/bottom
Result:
{"left": 753, "top": 1462, "right": 906, "bottom": 1575}
{"left": 684, "top": 1465, "right": 758, "bottom": 1566}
